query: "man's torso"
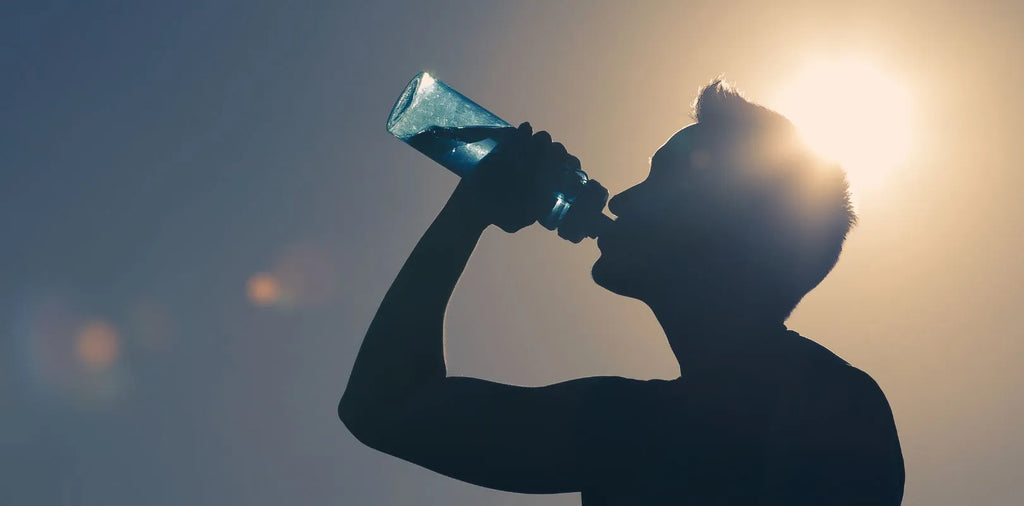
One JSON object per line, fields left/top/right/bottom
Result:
{"left": 579, "top": 330, "right": 905, "bottom": 505}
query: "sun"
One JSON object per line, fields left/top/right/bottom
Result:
{"left": 770, "top": 59, "right": 914, "bottom": 191}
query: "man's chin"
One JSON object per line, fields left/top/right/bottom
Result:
{"left": 591, "top": 255, "right": 634, "bottom": 298}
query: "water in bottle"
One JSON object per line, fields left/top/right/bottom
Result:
{"left": 386, "top": 71, "right": 610, "bottom": 242}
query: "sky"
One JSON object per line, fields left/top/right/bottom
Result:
{"left": 2, "top": 1, "right": 1023, "bottom": 504}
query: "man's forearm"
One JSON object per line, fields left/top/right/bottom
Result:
{"left": 340, "top": 190, "right": 488, "bottom": 431}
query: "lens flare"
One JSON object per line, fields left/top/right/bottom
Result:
{"left": 246, "top": 272, "right": 282, "bottom": 307}
{"left": 13, "top": 290, "right": 131, "bottom": 406}
{"left": 75, "top": 320, "right": 120, "bottom": 372}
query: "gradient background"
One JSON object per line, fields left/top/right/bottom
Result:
{"left": 2, "top": 1, "right": 1022, "bottom": 504}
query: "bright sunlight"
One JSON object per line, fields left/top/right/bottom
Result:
{"left": 771, "top": 59, "right": 914, "bottom": 191}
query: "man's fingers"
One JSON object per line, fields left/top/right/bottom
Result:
{"left": 517, "top": 122, "right": 533, "bottom": 137}
{"left": 507, "top": 124, "right": 583, "bottom": 180}
{"left": 565, "top": 154, "right": 582, "bottom": 171}
{"left": 532, "top": 130, "right": 552, "bottom": 150}
{"left": 551, "top": 142, "right": 577, "bottom": 171}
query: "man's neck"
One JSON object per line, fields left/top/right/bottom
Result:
{"left": 647, "top": 297, "right": 786, "bottom": 375}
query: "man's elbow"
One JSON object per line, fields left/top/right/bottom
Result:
{"left": 338, "top": 394, "right": 394, "bottom": 450}
{"left": 338, "top": 394, "right": 372, "bottom": 442}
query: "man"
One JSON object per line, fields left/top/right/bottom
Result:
{"left": 340, "top": 81, "right": 905, "bottom": 504}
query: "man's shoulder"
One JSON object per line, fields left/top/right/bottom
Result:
{"left": 776, "top": 329, "right": 849, "bottom": 369}
{"left": 768, "top": 331, "right": 891, "bottom": 411}
{"left": 776, "top": 331, "right": 874, "bottom": 385}
{"left": 765, "top": 335, "right": 906, "bottom": 504}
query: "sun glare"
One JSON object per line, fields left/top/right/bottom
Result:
{"left": 771, "top": 59, "right": 913, "bottom": 191}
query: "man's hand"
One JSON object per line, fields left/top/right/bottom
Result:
{"left": 451, "top": 122, "right": 582, "bottom": 233}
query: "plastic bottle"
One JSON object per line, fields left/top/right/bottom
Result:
{"left": 386, "top": 71, "right": 610, "bottom": 242}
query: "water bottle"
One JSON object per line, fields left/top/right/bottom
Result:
{"left": 386, "top": 71, "right": 610, "bottom": 242}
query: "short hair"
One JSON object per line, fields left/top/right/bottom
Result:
{"left": 691, "top": 80, "right": 857, "bottom": 318}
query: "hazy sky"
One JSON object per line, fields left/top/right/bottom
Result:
{"left": 2, "top": 1, "right": 1023, "bottom": 505}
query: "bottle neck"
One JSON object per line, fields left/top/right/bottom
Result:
{"left": 551, "top": 177, "right": 609, "bottom": 243}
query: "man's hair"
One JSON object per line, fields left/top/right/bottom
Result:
{"left": 691, "top": 80, "right": 857, "bottom": 319}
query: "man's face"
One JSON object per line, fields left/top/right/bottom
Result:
{"left": 592, "top": 124, "right": 748, "bottom": 300}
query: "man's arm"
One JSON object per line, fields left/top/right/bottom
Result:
{"left": 827, "top": 369, "right": 905, "bottom": 505}
{"left": 341, "top": 124, "right": 536, "bottom": 433}
{"left": 785, "top": 367, "right": 905, "bottom": 505}
{"left": 339, "top": 189, "right": 487, "bottom": 438}
{"left": 339, "top": 126, "right": 650, "bottom": 493}
{"left": 339, "top": 187, "right": 652, "bottom": 493}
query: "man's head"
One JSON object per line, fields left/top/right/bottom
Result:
{"left": 592, "top": 80, "right": 857, "bottom": 321}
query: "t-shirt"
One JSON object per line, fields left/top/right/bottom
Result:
{"left": 579, "top": 330, "right": 905, "bottom": 505}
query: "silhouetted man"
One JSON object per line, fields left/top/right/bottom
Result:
{"left": 340, "top": 81, "right": 905, "bottom": 504}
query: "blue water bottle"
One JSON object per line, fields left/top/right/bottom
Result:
{"left": 386, "top": 71, "right": 609, "bottom": 242}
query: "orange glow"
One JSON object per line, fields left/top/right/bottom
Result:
{"left": 247, "top": 272, "right": 281, "bottom": 307}
{"left": 76, "top": 320, "right": 120, "bottom": 372}
{"left": 770, "top": 59, "right": 913, "bottom": 192}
